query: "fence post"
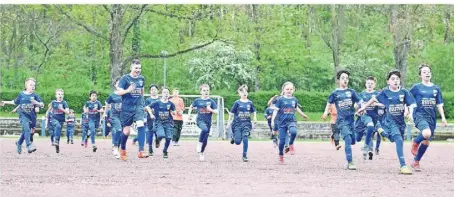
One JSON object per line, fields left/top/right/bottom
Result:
{"left": 102, "top": 119, "right": 106, "bottom": 137}
{"left": 41, "top": 116, "right": 46, "bottom": 136}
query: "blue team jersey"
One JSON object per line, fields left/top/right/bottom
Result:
{"left": 85, "top": 100, "right": 102, "bottom": 120}
{"left": 191, "top": 98, "right": 217, "bottom": 123}
{"left": 376, "top": 87, "right": 416, "bottom": 125}
{"left": 327, "top": 88, "right": 362, "bottom": 125}
{"left": 105, "top": 93, "right": 122, "bottom": 115}
{"left": 13, "top": 91, "right": 43, "bottom": 119}
{"left": 230, "top": 100, "right": 256, "bottom": 125}
{"left": 118, "top": 74, "right": 145, "bottom": 112}
{"left": 264, "top": 107, "right": 274, "bottom": 120}
{"left": 51, "top": 100, "right": 69, "bottom": 122}
{"left": 274, "top": 96, "right": 299, "bottom": 126}
{"left": 360, "top": 90, "right": 379, "bottom": 119}
{"left": 67, "top": 114, "right": 76, "bottom": 126}
{"left": 145, "top": 97, "right": 160, "bottom": 121}
{"left": 409, "top": 83, "right": 443, "bottom": 120}
{"left": 150, "top": 100, "right": 176, "bottom": 123}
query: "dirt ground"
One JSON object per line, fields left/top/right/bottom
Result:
{"left": 0, "top": 138, "right": 453, "bottom": 197}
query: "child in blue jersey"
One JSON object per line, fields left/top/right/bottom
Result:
{"left": 226, "top": 85, "right": 257, "bottom": 162}
{"left": 105, "top": 77, "right": 123, "bottom": 159}
{"left": 409, "top": 64, "right": 447, "bottom": 171}
{"left": 143, "top": 84, "right": 160, "bottom": 156}
{"left": 80, "top": 111, "right": 90, "bottom": 147}
{"left": 66, "top": 109, "right": 76, "bottom": 144}
{"left": 354, "top": 76, "right": 382, "bottom": 161}
{"left": 322, "top": 70, "right": 362, "bottom": 170}
{"left": 271, "top": 82, "right": 308, "bottom": 164}
{"left": 0, "top": 78, "right": 44, "bottom": 154}
{"left": 146, "top": 87, "right": 176, "bottom": 159}
{"left": 84, "top": 90, "right": 103, "bottom": 152}
{"left": 270, "top": 93, "right": 291, "bottom": 153}
{"left": 48, "top": 89, "right": 70, "bottom": 153}
{"left": 188, "top": 84, "right": 218, "bottom": 161}
{"left": 115, "top": 59, "right": 147, "bottom": 160}
{"left": 264, "top": 102, "right": 275, "bottom": 147}
{"left": 359, "top": 70, "right": 416, "bottom": 175}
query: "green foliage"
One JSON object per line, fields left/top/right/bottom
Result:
{"left": 0, "top": 5, "right": 453, "bottom": 94}
{"left": 186, "top": 41, "right": 256, "bottom": 89}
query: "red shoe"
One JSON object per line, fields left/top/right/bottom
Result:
{"left": 410, "top": 160, "right": 421, "bottom": 171}
{"left": 279, "top": 155, "right": 284, "bottom": 164}
{"left": 289, "top": 144, "right": 295, "bottom": 155}
{"left": 411, "top": 141, "right": 419, "bottom": 156}
{"left": 120, "top": 150, "right": 127, "bottom": 161}
{"left": 138, "top": 151, "right": 149, "bottom": 159}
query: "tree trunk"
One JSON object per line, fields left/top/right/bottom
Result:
{"left": 132, "top": 19, "right": 140, "bottom": 55}
{"left": 90, "top": 9, "right": 97, "bottom": 84}
{"left": 109, "top": 5, "right": 124, "bottom": 87}
{"left": 331, "top": 4, "right": 340, "bottom": 72}
{"left": 390, "top": 5, "right": 411, "bottom": 88}
{"left": 252, "top": 4, "right": 261, "bottom": 91}
{"left": 443, "top": 6, "right": 453, "bottom": 43}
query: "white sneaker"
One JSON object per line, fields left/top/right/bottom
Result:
{"left": 199, "top": 153, "right": 204, "bottom": 161}
{"left": 196, "top": 142, "right": 202, "bottom": 153}
{"left": 113, "top": 147, "right": 120, "bottom": 159}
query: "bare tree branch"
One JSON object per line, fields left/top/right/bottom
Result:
{"left": 122, "top": 4, "right": 148, "bottom": 44}
{"left": 33, "top": 32, "right": 51, "bottom": 79}
{"left": 140, "top": 6, "right": 207, "bottom": 20}
{"left": 102, "top": 5, "right": 113, "bottom": 18}
{"left": 123, "top": 38, "right": 227, "bottom": 66}
{"left": 55, "top": 5, "right": 108, "bottom": 41}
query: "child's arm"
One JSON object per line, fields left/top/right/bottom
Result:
{"left": 253, "top": 111, "right": 257, "bottom": 122}
{"left": 357, "top": 97, "right": 379, "bottom": 114}
{"left": 438, "top": 105, "right": 447, "bottom": 127}
{"left": 296, "top": 107, "right": 308, "bottom": 120}
{"left": 321, "top": 103, "right": 330, "bottom": 121}
{"left": 226, "top": 112, "right": 233, "bottom": 126}
{"left": 0, "top": 100, "right": 15, "bottom": 106}
{"left": 83, "top": 104, "right": 88, "bottom": 114}
{"left": 10, "top": 105, "right": 20, "bottom": 113}
{"left": 115, "top": 83, "right": 135, "bottom": 96}
{"left": 145, "top": 106, "right": 155, "bottom": 119}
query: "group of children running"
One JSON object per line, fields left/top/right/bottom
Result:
{"left": 0, "top": 60, "right": 447, "bottom": 175}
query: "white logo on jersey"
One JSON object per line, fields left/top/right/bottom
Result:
{"left": 433, "top": 89, "right": 437, "bottom": 97}
{"left": 345, "top": 91, "right": 352, "bottom": 98}
{"left": 399, "top": 95, "right": 404, "bottom": 102}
